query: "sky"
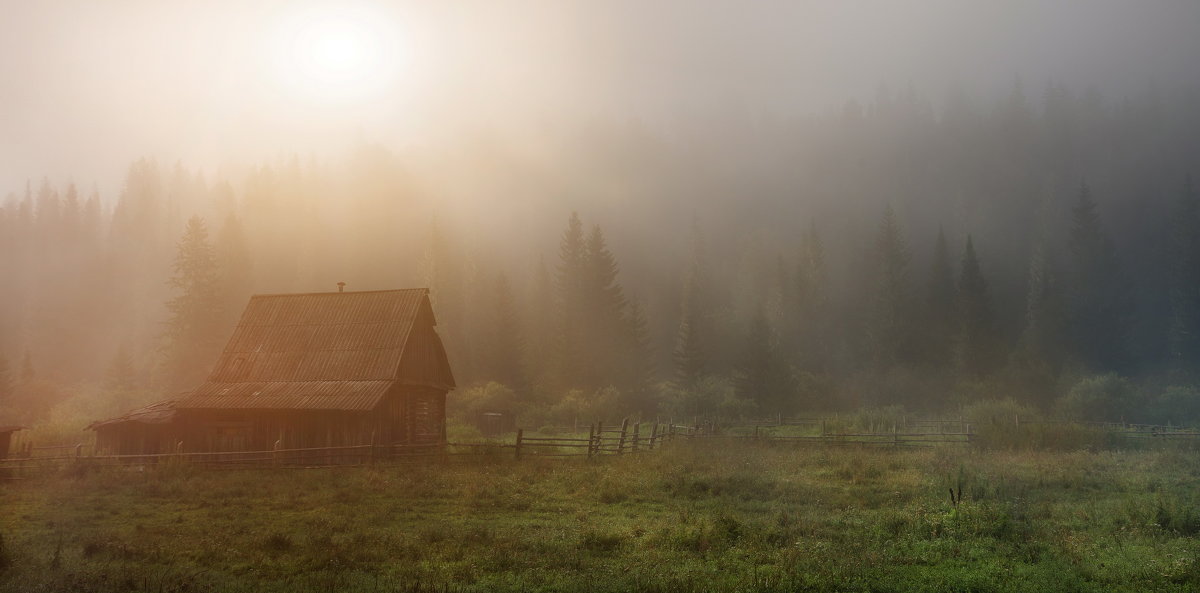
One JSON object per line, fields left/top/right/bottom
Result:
{"left": 1, "top": 0, "right": 1199, "bottom": 199}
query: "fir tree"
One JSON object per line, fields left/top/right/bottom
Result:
{"left": 553, "top": 212, "right": 587, "bottom": 387}
{"left": 485, "top": 272, "right": 526, "bottom": 389}
{"left": 525, "top": 256, "right": 555, "bottom": 387}
{"left": 867, "top": 205, "right": 913, "bottom": 369}
{"left": 0, "top": 354, "right": 11, "bottom": 404}
{"left": 163, "top": 216, "right": 223, "bottom": 388}
{"left": 582, "top": 224, "right": 627, "bottom": 386}
{"left": 956, "top": 236, "right": 1000, "bottom": 377}
{"left": 795, "top": 222, "right": 829, "bottom": 371}
{"left": 104, "top": 344, "right": 138, "bottom": 394}
{"left": 673, "top": 223, "right": 709, "bottom": 389}
{"left": 1065, "top": 182, "right": 1132, "bottom": 371}
{"left": 1168, "top": 176, "right": 1200, "bottom": 373}
{"left": 217, "top": 213, "right": 253, "bottom": 323}
{"left": 622, "top": 298, "right": 657, "bottom": 411}
{"left": 733, "top": 307, "right": 789, "bottom": 413}
{"left": 20, "top": 350, "right": 34, "bottom": 382}
{"left": 1011, "top": 242, "right": 1068, "bottom": 405}
{"left": 926, "top": 226, "right": 956, "bottom": 366}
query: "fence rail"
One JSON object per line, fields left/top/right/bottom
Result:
{"left": 5, "top": 416, "right": 1197, "bottom": 478}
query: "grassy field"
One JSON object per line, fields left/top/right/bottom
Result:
{"left": 2, "top": 440, "right": 1200, "bottom": 592}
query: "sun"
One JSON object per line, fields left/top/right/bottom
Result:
{"left": 268, "top": 5, "right": 405, "bottom": 103}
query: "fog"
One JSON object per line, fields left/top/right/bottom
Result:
{"left": 3, "top": 1, "right": 1199, "bottom": 193}
{"left": 3, "top": 1, "right": 1200, "bottom": 437}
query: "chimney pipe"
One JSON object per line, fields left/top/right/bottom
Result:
{"left": 337, "top": 282, "right": 346, "bottom": 293}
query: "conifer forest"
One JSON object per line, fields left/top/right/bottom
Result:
{"left": 4, "top": 2, "right": 1200, "bottom": 592}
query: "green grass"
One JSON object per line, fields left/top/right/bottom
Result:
{"left": 2, "top": 442, "right": 1200, "bottom": 592}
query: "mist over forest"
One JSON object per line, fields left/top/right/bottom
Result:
{"left": 3, "top": 1, "right": 1200, "bottom": 439}
{"left": 3, "top": 78, "right": 1200, "bottom": 437}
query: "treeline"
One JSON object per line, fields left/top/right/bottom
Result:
{"left": 2, "top": 80, "right": 1200, "bottom": 433}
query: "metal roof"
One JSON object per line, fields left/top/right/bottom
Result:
{"left": 181, "top": 380, "right": 392, "bottom": 411}
{"left": 87, "top": 400, "right": 177, "bottom": 430}
{"left": 175, "top": 288, "right": 454, "bottom": 412}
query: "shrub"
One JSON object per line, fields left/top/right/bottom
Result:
{"left": 1150, "top": 386, "right": 1200, "bottom": 427}
{"left": 1056, "top": 374, "right": 1141, "bottom": 422}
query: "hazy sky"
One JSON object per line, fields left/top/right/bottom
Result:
{"left": 2, "top": 0, "right": 1199, "bottom": 198}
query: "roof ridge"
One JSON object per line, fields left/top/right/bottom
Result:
{"left": 248, "top": 288, "right": 429, "bottom": 299}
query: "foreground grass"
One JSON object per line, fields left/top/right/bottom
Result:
{"left": 2, "top": 442, "right": 1200, "bottom": 592}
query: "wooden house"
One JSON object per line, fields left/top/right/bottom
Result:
{"left": 91, "top": 288, "right": 455, "bottom": 454}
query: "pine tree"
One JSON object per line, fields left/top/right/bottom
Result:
{"left": 734, "top": 307, "right": 789, "bottom": 414}
{"left": 582, "top": 224, "right": 627, "bottom": 386}
{"left": 104, "top": 344, "right": 138, "bottom": 393}
{"left": 673, "top": 223, "right": 709, "bottom": 389}
{"left": 0, "top": 354, "right": 11, "bottom": 404}
{"left": 553, "top": 212, "right": 587, "bottom": 387}
{"left": 20, "top": 350, "right": 34, "bottom": 382}
{"left": 1011, "top": 242, "right": 1067, "bottom": 406}
{"left": 925, "top": 226, "right": 956, "bottom": 366}
{"left": 1168, "top": 176, "right": 1200, "bottom": 373}
{"left": 1065, "top": 182, "right": 1132, "bottom": 370}
{"left": 956, "top": 236, "right": 1000, "bottom": 377}
{"left": 525, "top": 256, "right": 555, "bottom": 387}
{"left": 163, "top": 216, "right": 223, "bottom": 388}
{"left": 217, "top": 213, "right": 254, "bottom": 324}
{"left": 867, "top": 205, "right": 913, "bottom": 369}
{"left": 622, "top": 298, "right": 657, "bottom": 411}
{"left": 795, "top": 222, "right": 829, "bottom": 371}
{"left": 485, "top": 272, "right": 525, "bottom": 389}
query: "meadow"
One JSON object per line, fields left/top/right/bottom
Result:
{"left": 2, "top": 439, "right": 1199, "bottom": 593}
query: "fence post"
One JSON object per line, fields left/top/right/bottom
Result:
{"left": 632, "top": 423, "right": 641, "bottom": 453}
{"left": 274, "top": 440, "right": 282, "bottom": 467}
{"left": 515, "top": 429, "right": 524, "bottom": 459}
{"left": 75, "top": 443, "right": 82, "bottom": 460}
{"left": 618, "top": 419, "right": 629, "bottom": 454}
{"left": 893, "top": 425, "right": 898, "bottom": 447}
{"left": 649, "top": 423, "right": 659, "bottom": 450}
{"left": 587, "top": 424, "right": 596, "bottom": 459}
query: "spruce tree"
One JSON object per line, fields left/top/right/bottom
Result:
{"left": 733, "top": 307, "right": 789, "bottom": 414}
{"left": 1168, "top": 176, "right": 1200, "bottom": 373}
{"left": 622, "top": 298, "right": 657, "bottom": 411}
{"left": 673, "top": 223, "right": 709, "bottom": 389}
{"left": 795, "top": 222, "right": 829, "bottom": 371}
{"left": 485, "top": 272, "right": 526, "bottom": 389}
{"left": 956, "top": 236, "right": 1000, "bottom": 377}
{"left": 925, "top": 226, "right": 956, "bottom": 366}
{"left": 217, "top": 213, "right": 253, "bottom": 324}
{"left": 20, "top": 351, "right": 34, "bottom": 382}
{"left": 1065, "top": 182, "right": 1132, "bottom": 371}
{"left": 582, "top": 224, "right": 628, "bottom": 386}
{"left": 525, "top": 256, "right": 555, "bottom": 387}
{"left": 867, "top": 205, "right": 913, "bottom": 368}
{"left": 553, "top": 212, "right": 587, "bottom": 387}
{"left": 0, "top": 354, "right": 11, "bottom": 404}
{"left": 163, "top": 216, "right": 223, "bottom": 388}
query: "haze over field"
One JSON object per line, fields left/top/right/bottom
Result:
{"left": 2, "top": 0, "right": 1200, "bottom": 433}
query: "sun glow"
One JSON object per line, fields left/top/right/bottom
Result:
{"left": 269, "top": 5, "right": 407, "bottom": 103}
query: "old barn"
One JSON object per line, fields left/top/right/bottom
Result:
{"left": 92, "top": 288, "right": 455, "bottom": 454}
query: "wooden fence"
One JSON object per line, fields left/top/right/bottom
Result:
{"left": 5, "top": 416, "right": 1197, "bottom": 478}
{"left": 0, "top": 421, "right": 697, "bottom": 478}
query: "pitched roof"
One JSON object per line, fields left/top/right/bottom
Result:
{"left": 88, "top": 400, "right": 177, "bottom": 430}
{"left": 175, "top": 288, "right": 455, "bottom": 412}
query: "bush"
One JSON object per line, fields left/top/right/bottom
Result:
{"left": 1055, "top": 374, "right": 1141, "bottom": 422}
{"left": 1150, "top": 386, "right": 1200, "bottom": 427}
